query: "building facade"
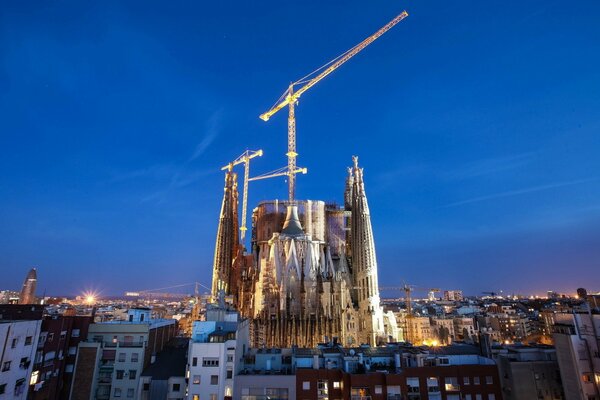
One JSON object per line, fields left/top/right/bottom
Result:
{"left": 0, "top": 319, "right": 42, "bottom": 399}
{"left": 211, "top": 156, "right": 394, "bottom": 347}
{"left": 553, "top": 312, "right": 600, "bottom": 400}
{"left": 186, "top": 305, "right": 249, "bottom": 400}
{"left": 70, "top": 308, "right": 177, "bottom": 400}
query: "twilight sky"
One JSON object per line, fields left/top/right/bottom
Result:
{"left": 1, "top": 0, "right": 599, "bottom": 297}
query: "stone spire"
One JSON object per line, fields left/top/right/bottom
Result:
{"left": 350, "top": 156, "right": 384, "bottom": 345}
{"left": 211, "top": 170, "right": 240, "bottom": 300}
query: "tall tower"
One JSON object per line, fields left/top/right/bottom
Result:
{"left": 211, "top": 170, "right": 240, "bottom": 299}
{"left": 349, "top": 156, "right": 385, "bottom": 345}
{"left": 19, "top": 268, "right": 37, "bottom": 305}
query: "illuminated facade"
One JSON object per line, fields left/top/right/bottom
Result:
{"left": 211, "top": 157, "right": 396, "bottom": 347}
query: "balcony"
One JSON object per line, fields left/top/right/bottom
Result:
{"left": 119, "top": 341, "right": 144, "bottom": 348}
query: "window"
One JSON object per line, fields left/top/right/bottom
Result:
{"left": 20, "top": 357, "right": 29, "bottom": 369}
{"left": 65, "top": 364, "right": 74, "bottom": 373}
{"left": 489, "top": 395, "right": 496, "bottom": 400}
{"left": 25, "top": 336, "right": 33, "bottom": 345}
{"left": 129, "top": 370, "right": 137, "bottom": 379}
{"left": 11, "top": 338, "right": 18, "bottom": 348}
{"left": 192, "top": 357, "right": 198, "bottom": 367}
{"left": 118, "top": 353, "right": 126, "bottom": 362}
{"left": 48, "top": 333, "right": 54, "bottom": 342}
{"left": 211, "top": 375, "right": 219, "bottom": 385}
{"left": 72, "top": 329, "right": 80, "bottom": 337}
{"left": 131, "top": 353, "right": 139, "bottom": 362}
{"left": 374, "top": 385, "right": 383, "bottom": 394}
{"left": 114, "top": 388, "right": 122, "bottom": 397}
{"left": 444, "top": 377, "right": 459, "bottom": 391}
{"left": 474, "top": 376, "right": 480, "bottom": 385}
{"left": 0, "top": 384, "right": 5, "bottom": 394}
{"left": 333, "top": 381, "right": 341, "bottom": 389}
{"left": 127, "top": 388, "right": 134, "bottom": 398}
{"left": 2, "top": 361, "right": 11, "bottom": 371}
{"left": 173, "top": 383, "right": 181, "bottom": 392}
{"left": 226, "top": 369, "right": 233, "bottom": 379}
{"left": 203, "top": 358, "right": 219, "bottom": 367}
{"left": 193, "top": 395, "right": 199, "bottom": 400}
{"left": 427, "top": 377, "right": 440, "bottom": 393}
{"left": 407, "top": 377, "right": 420, "bottom": 393}
{"left": 463, "top": 376, "right": 470, "bottom": 385}
{"left": 227, "top": 355, "right": 234, "bottom": 362}
{"left": 30, "top": 370, "right": 39, "bottom": 385}
{"left": 69, "top": 346, "right": 77, "bottom": 355}
{"left": 303, "top": 381, "right": 310, "bottom": 390}
{"left": 210, "top": 395, "right": 217, "bottom": 400}
{"left": 317, "top": 380, "right": 329, "bottom": 398}
{"left": 143, "top": 383, "right": 150, "bottom": 390}
{"left": 475, "top": 395, "right": 482, "bottom": 400}
{"left": 116, "top": 370, "right": 124, "bottom": 379}
{"left": 193, "top": 375, "right": 201, "bottom": 384}
{"left": 486, "top": 375, "right": 493, "bottom": 384}
{"left": 60, "top": 331, "right": 67, "bottom": 340}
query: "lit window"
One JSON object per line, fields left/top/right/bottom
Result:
{"left": 193, "top": 375, "right": 201, "bottom": 384}
{"left": 333, "top": 381, "right": 341, "bottom": 389}
{"left": 192, "top": 396, "right": 199, "bottom": 400}
{"left": 30, "top": 371, "right": 39, "bottom": 385}
{"left": 444, "top": 377, "right": 459, "bottom": 391}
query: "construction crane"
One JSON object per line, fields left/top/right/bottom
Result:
{"left": 380, "top": 284, "right": 441, "bottom": 317}
{"left": 221, "top": 150, "right": 263, "bottom": 241}
{"left": 259, "top": 10, "right": 409, "bottom": 202}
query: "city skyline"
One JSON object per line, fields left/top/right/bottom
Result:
{"left": 2, "top": 0, "right": 600, "bottom": 296}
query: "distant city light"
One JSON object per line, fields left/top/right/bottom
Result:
{"left": 82, "top": 290, "right": 99, "bottom": 305}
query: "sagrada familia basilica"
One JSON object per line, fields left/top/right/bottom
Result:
{"left": 210, "top": 156, "right": 398, "bottom": 347}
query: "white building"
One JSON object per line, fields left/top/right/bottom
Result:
{"left": 0, "top": 319, "right": 41, "bottom": 399}
{"left": 553, "top": 312, "right": 600, "bottom": 400}
{"left": 186, "top": 304, "right": 249, "bottom": 400}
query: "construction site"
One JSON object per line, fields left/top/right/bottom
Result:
{"left": 209, "top": 11, "right": 410, "bottom": 348}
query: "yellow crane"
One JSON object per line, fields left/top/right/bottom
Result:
{"left": 222, "top": 150, "right": 263, "bottom": 241}
{"left": 259, "top": 10, "right": 409, "bottom": 202}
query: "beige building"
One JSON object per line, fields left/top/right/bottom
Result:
{"left": 70, "top": 308, "right": 177, "bottom": 400}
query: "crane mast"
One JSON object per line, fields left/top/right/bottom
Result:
{"left": 222, "top": 149, "right": 263, "bottom": 241}
{"left": 259, "top": 10, "right": 408, "bottom": 202}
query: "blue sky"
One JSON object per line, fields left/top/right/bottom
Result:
{"left": 1, "top": 0, "right": 599, "bottom": 297}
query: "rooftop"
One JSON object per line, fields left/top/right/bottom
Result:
{"left": 142, "top": 339, "right": 188, "bottom": 380}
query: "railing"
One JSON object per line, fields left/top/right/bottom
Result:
{"left": 351, "top": 396, "right": 372, "bottom": 400}
{"left": 119, "top": 341, "right": 144, "bottom": 348}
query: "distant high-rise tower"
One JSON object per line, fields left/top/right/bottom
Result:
{"left": 19, "top": 268, "right": 37, "bottom": 305}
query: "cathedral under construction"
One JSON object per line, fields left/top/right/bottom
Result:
{"left": 210, "top": 156, "right": 398, "bottom": 347}
{"left": 209, "top": 9, "right": 408, "bottom": 348}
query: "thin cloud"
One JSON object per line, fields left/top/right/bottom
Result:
{"left": 444, "top": 177, "right": 598, "bottom": 207}
{"left": 189, "top": 110, "right": 223, "bottom": 162}
{"left": 444, "top": 152, "right": 536, "bottom": 181}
